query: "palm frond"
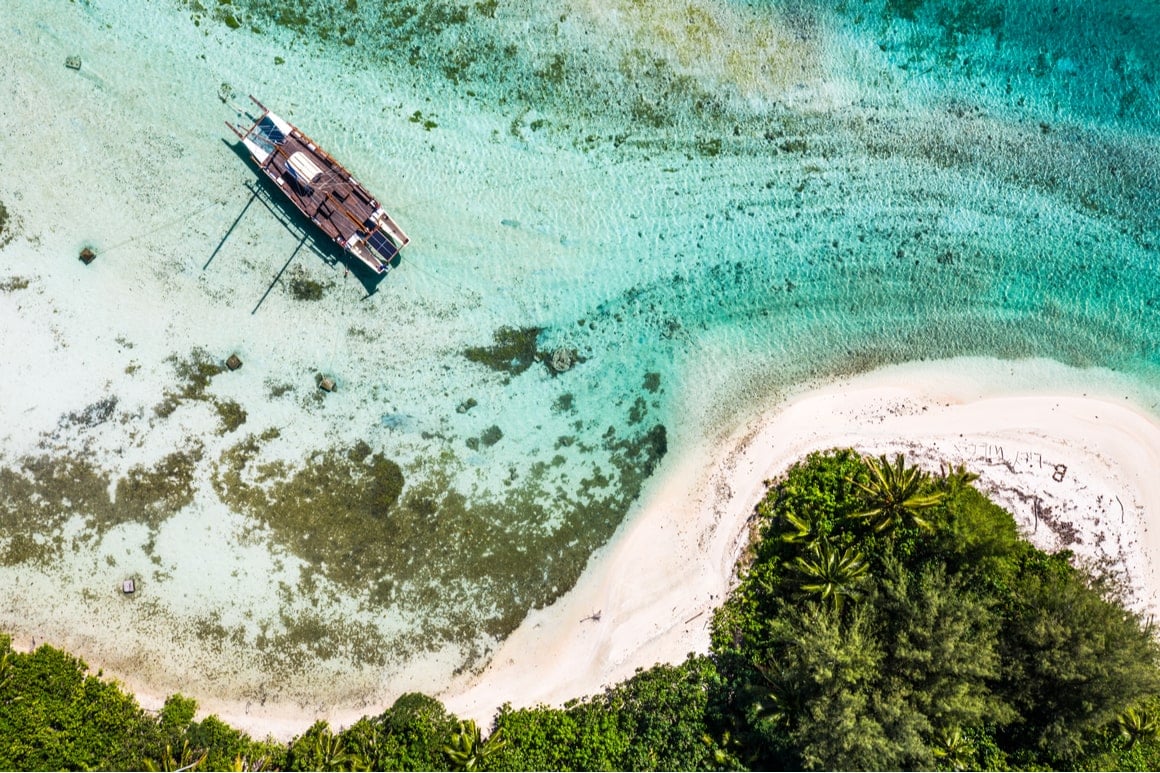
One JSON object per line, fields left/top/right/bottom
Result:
{"left": 780, "top": 511, "right": 815, "bottom": 543}
{"left": 791, "top": 540, "right": 869, "bottom": 610}
{"left": 1118, "top": 706, "right": 1160, "bottom": 746}
{"left": 932, "top": 726, "right": 974, "bottom": 771}
{"left": 850, "top": 453, "right": 946, "bottom": 533}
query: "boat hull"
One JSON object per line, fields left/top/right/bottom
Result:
{"left": 230, "top": 99, "right": 409, "bottom": 275}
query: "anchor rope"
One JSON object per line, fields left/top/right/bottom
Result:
{"left": 394, "top": 251, "right": 460, "bottom": 289}
{"left": 92, "top": 199, "right": 225, "bottom": 257}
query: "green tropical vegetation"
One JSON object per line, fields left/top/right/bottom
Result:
{"left": 2, "top": 449, "right": 1159, "bottom": 770}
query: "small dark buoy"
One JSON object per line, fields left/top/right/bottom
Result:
{"left": 122, "top": 579, "right": 136, "bottom": 594}
{"left": 226, "top": 353, "right": 242, "bottom": 371}
{"left": 65, "top": 55, "right": 81, "bottom": 70}
{"left": 319, "top": 376, "right": 337, "bottom": 392}
{"left": 79, "top": 247, "right": 96, "bottom": 265}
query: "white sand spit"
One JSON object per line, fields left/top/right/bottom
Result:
{"left": 442, "top": 357, "right": 1160, "bottom": 726}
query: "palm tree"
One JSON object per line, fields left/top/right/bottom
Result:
{"left": 791, "top": 539, "right": 869, "bottom": 611}
{"left": 779, "top": 511, "right": 817, "bottom": 544}
{"left": 851, "top": 454, "right": 946, "bottom": 533}
{"left": 444, "top": 720, "right": 506, "bottom": 771}
{"left": 701, "top": 730, "right": 743, "bottom": 771}
{"left": 143, "top": 740, "right": 207, "bottom": 772}
{"left": 749, "top": 665, "right": 803, "bottom": 729}
{"left": 342, "top": 722, "right": 381, "bottom": 772}
{"left": 228, "top": 754, "right": 270, "bottom": 772}
{"left": 309, "top": 728, "right": 355, "bottom": 771}
{"left": 0, "top": 650, "right": 12, "bottom": 694}
{"left": 1118, "top": 706, "right": 1159, "bottom": 747}
{"left": 932, "top": 726, "right": 974, "bottom": 771}
{"left": 938, "top": 462, "right": 980, "bottom": 492}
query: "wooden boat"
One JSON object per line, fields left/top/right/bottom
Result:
{"left": 227, "top": 96, "right": 409, "bottom": 275}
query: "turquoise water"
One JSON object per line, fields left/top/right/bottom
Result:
{"left": 0, "top": 0, "right": 1157, "bottom": 709}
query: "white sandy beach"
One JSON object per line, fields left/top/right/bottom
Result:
{"left": 441, "top": 357, "right": 1160, "bottom": 728}
{"left": 7, "top": 346, "right": 1158, "bottom": 743}
{"left": 28, "top": 355, "right": 1153, "bottom": 744}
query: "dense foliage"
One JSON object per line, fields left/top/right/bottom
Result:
{"left": 484, "top": 658, "right": 730, "bottom": 771}
{"left": 709, "top": 450, "right": 1160, "bottom": 770}
{"left": 0, "top": 639, "right": 282, "bottom": 771}
{"left": 3, "top": 450, "right": 1159, "bottom": 770}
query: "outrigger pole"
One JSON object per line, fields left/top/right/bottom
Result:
{"left": 224, "top": 95, "right": 271, "bottom": 140}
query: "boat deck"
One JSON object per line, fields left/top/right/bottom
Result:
{"left": 231, "top": 102, "right": 409, "bottom": 274}
{"left": 264, "top": 131, "right": 375, "bottom": 239}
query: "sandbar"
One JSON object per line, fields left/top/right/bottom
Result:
{"left": 441, "top": 357, "right": 1160, "bottom": 726}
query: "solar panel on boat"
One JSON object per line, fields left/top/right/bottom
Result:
{"left": 258, "top": 116, "right": 285, "bottom": 144}
{"left": 367, "top": 231, "right": 399, "bottom": 261}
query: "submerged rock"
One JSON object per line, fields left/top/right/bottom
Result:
{"left": 463, "top": 326, "right": 542, "bottom": 376}
{"left": 549, "top": 347, "right": 577, "bottom": 374}
{"left": 480, "top": 424, "right": 503, "bottom": 447}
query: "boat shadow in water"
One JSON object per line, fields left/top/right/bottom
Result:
{"left": 212, "top": 140, "right": 393, "bottom": 304}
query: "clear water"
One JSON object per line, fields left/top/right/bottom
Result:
{"left": 0, "top": 0, "right": 1156, "bottom": 711}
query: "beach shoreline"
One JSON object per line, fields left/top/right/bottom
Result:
{"left": 12, "top": 356, "right": 1152, "bottom": 742}
{"left": 440, "top": 357, "right": 1160, "bottom": 729}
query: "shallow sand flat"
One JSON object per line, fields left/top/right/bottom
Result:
{"left": 0, "top": 0, "right": 696, "bottom": 722}
{"left": 442, "top": 357, "right": 1160, "bottom": 726}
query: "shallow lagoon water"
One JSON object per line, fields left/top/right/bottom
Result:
{"left": 0, "top": 0, "right": 1157, "bottom": 714}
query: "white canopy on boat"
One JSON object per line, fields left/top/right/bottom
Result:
{"left": 288, "top": 151, "right": 324, "bottom": 184}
